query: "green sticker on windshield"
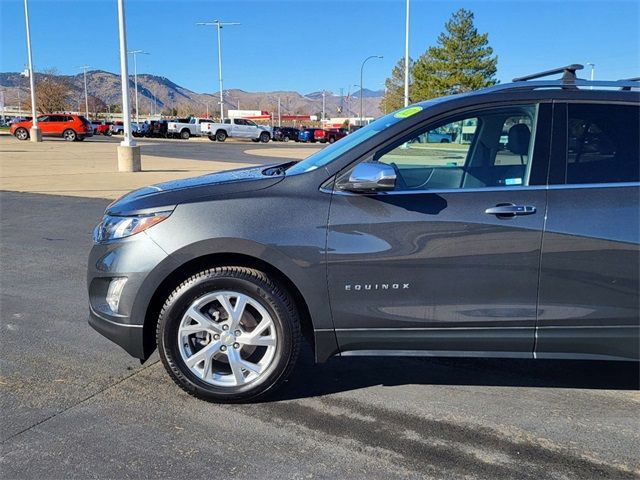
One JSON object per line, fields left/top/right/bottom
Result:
{"left": 394, "top": 106, "right": 423, "bottom": 119}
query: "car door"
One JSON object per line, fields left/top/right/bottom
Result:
{"left": 536, "top": 102, "right": 640, "bottom": 361}
{"left": 37, "top": 115, "right": 55, "bottom": 135}
{"left": 231, "top": 119, "right": 246, "bottom": 137}
{"left": 327, "top": 103, "right": 552, "bottom": 356}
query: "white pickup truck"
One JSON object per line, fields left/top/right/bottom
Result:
{"left": 167, "top": 117, "right": 215, "bottom": 139}
{"left": 201, "top": 118, "right": 272, "bottom": 143}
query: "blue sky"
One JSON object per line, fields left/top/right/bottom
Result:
{"left": 1, "top": 0, "right": 638, "bottom": 94}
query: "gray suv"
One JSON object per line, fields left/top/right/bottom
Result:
{"left": 88, "top": 65, "right": 639, "bottom": 402}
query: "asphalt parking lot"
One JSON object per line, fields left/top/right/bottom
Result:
{"left": 1, "top": 140, "right": 639, "bottom": 479}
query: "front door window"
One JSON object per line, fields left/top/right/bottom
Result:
{"left": 376, "top": 105, "right": 537, "bottom": 190}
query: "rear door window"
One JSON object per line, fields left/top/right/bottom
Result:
{"left": 566, "top": 104, "right": 639, "bottom": 184}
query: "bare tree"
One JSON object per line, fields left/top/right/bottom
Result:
{"left": 24, "top": 69, "right": 72, "bottom": 114}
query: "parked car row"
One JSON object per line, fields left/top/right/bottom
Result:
{"left": 9, "top": 113, "right": 348, "bottom": 145}
{"left": 291, "top": 127, "right": 349, "bottom": 143}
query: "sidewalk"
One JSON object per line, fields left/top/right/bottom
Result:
{"left": 0, "top": 137, "right": 307, "bottom": 200}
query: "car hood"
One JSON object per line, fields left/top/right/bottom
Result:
{"left": 107, "top": 164, "right": 285, "bottom": 215}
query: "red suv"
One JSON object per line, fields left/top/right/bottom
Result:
{"left": 10, "top": 114, "right": 94, "bottom": 141}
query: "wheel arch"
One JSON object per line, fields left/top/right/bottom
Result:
{"left": 142, "top": 252, "right": 323, "bottom": 363}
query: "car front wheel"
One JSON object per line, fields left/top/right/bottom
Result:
{"left": 14, "top": 127, "right": 29, "bottom": 140}
{"left": 259, "top": 132, "right": 270, "bottom": 143}
{"left": 157, "top": 267, "right": 301, "bottom": 403}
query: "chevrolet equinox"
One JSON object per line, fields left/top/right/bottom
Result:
{"left": 88, "top": 65, "right": 639, "bottom": 402}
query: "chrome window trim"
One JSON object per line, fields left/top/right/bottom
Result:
{"left": 325, "top": 181, "right": 639, "bottom": 196}
{"left": 548, "top": 182, "right": 640, "bottom": 190}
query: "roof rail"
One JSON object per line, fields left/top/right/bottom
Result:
{"left": 620, "top": 77, "right": 640, "bottom": 91}
{"left": 513, "top": 64, "right": 584, "bottom": 84}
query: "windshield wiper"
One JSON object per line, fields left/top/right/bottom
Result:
{"left": 262, "top": 161, "right": 298, "bottom": 176}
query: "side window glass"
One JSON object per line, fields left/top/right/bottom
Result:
{"left": 567, "top": 104, "right": 639, "bottom": 184}
{"left": 376, "top": 105, "right": 537, "bottom": 190}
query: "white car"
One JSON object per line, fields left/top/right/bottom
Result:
{"left": 201, "top": 118, "right": 271, "bottom": 143}
{"left": 166, "top": 118, "right": 214, "bottom": 139}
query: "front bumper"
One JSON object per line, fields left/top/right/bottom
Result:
{"left": 87, "top": 231, "right": 177, "bottom": 359}
{"left": 89, "top": 305, "right": 145, "bottom": 358}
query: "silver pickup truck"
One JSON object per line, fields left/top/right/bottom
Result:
{"left": 167, "top": 118, "right": 215, "bottom": 139}
{"left": 201, "top": 118, "right": 272, "bottom": 142}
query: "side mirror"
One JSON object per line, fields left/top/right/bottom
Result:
{"left": 339, "top": 161, "right": 396, "bottom": 192}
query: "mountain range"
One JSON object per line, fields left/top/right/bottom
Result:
{"left": 0, "top": 70, "right": 383, "bottom": 118}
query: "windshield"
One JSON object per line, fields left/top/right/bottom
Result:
{"left": 285, "top": 104, "right": 434, "bottom": 175}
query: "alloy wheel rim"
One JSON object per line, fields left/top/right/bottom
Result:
{"left": 177, "top": 291, "right": 277, "bottom": 387}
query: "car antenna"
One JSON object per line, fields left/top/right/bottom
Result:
{"left": 512, "top": 64, "right": 584, "bottom": 86}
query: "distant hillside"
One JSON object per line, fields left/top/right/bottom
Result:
{"left": 0, "top": 70, "right": 382, "bottom": 118}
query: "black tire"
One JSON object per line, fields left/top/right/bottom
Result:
{"left": 63, "top": 129, "right": 77, "bottom": 142}
{"left": 283, "top": 136, "right": 289, "bottom": 142}
{"left": 215, "top": 130, "right": 227, "bottom": 142}
{"left": 76, "top": 136, "right": 85, "bottom": 141}
{"left": 180, "top": 129, "right": 190, "bottom": 140}
{"left": 208, "top": 135, "right": 217, "bottom": 141}
{"left": 251, "top": 138, "right": 259, "bottom": 142}
{"left": 14, "top": 127, "right": 29, "bottom": 141}
{"left": 157, "top": 267, "right": 301, "bottom": 403}
{"left": 105, "top": 130, "right": 112, "bottom": 137}
{"left": 259, "top": 132, "right": 270, "bottom": 143}
{"left": 440, "top": 138, "right": 450, "bottom": 143}
{"left": 328, "top": 137, "right": 335, "bottom": 144}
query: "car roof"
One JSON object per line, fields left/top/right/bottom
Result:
{"left": 415, "top": 74, "right": 639, "bottom": 111}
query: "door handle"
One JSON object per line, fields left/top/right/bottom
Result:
{"left": 485, "top": 204, "right": 536, "bottom": 217}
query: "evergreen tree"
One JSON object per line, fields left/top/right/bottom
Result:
{"left": 412, "top": 8, "right": 497, "bottom": 100}
{"left": 381, "top": 57, "right": 413, "bottom": 114}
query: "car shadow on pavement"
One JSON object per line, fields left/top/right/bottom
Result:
{"left": 270, "top": 352, "right": 639, "bottom": 401}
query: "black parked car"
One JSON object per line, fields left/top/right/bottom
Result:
{"left": 272, "top": 126, "right": 300, "bottom": 142}
{"left": 88, "top": 65, "right": 639, "bottom": 403}
{"left": 146, "top": 120, "right": 168, "bottom": 138}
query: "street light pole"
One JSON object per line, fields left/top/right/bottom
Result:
{"left": 23, "top": 0, "right": 41, "bottom": 141}
{"left": 360, "top": 55, "right": 383, "bottom": 126}
{"left": 197, "top": 20, "right": 240, "bottom": 121}
{"left": 587, "top": 62, "right": 595, "bottom": 90}
{"left": 116, "top": 0, "right": 141, "bottom": 171}
{"left": 78, "top": 65, "right": 90, "bottom": 119}
{"left": 127, "top": 50, "right": 149, "bottom": 126}
{"left": 404, "top": 0, "right": 410, "bottom": 107}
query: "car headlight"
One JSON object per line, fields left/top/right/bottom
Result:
{"left": 93, "top": 211, "right": 172, "bottom": 242}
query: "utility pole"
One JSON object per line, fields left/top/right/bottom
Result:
{"left": 78, "top": 65, "right": 90, "bottom": 119}
{"left": 127, "top": 50, "right": 149, "bottom": 126}
{"left": 321, "top": 90, "right": 325, "bottom": 126}
{"left": 117, "top": 0, "right": 141, "bottom": 171}
{"left": 404, "top": 0, "right": 410, "bottom": 107}
{"left": 277, "top": 96, "right": 281, "bottom": 126}
{"left": 587, "top": 62, "right": 595, "bottom": 89}
{"left": 360, "top": 55, "right": 383, "bottom": 126}
{"left": 197, "top": 20, "right": 240, "bottom": 120}
{"left": 23, "top": 0, "right": 41, "bottom": 141}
